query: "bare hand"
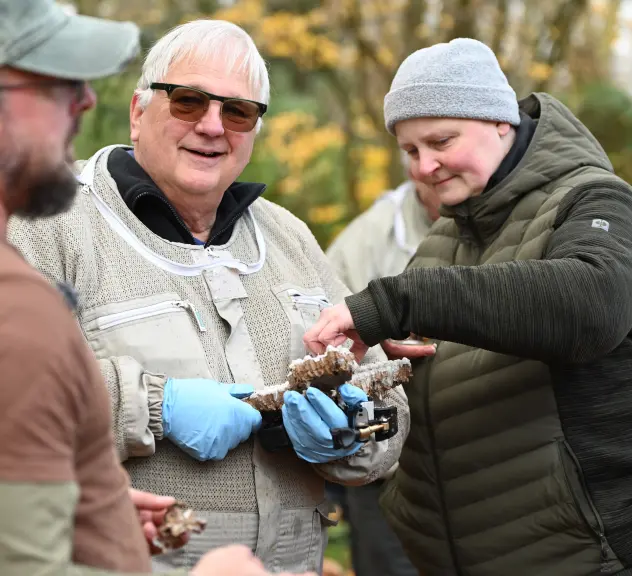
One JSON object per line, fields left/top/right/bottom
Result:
{"left": 303, "top": 303, "right": 369, "bottom": 361}
{"left": 381, "top": 338, "right": 437, "bottom": 361}
{"left": 128, "top": 488, "right": 187, "bottom": 554}
{"left": 191, "top": 545, "right": 318, "bottom": 576}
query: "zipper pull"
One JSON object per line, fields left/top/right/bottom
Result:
{"left": 176, "top": 301, "right": 207, "bottom": 333}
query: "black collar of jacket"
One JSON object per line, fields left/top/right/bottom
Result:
{"left": 483, "top": 111, "right": 536, "bottom": 194}
{"left": 107, "top": 147, "right": 266, "bottom": 247}
{"left": 440, "top": 110, "right": 537, "bottom": 245}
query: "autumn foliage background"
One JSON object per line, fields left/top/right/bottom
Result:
{"left": 73, "top": 0, "right": 632, "bottom": 250}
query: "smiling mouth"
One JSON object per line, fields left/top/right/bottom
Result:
{"left": 186, "top": 149, "right": 225, "bottom": 158}
{"left": 435, "top": 177, "right": 454, "bottom": 186}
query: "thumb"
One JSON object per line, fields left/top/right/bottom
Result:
{"left": 143, "top": 520, "right": 158, "bottom": 541}
{"left": 226, "top": 383, "right": 256, "bottom": 399}
{"left": 129, "top": 488, "right": 176, "bottom": 511}
{"left": 348, "top": 331, "right": 369, "bottom": 362}
{"left": 338, "top": 383, "right": 368, "bottom": 407}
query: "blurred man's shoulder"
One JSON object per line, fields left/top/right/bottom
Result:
{"left": 0, "top": 240, "right": 43, "bottom": 285}
{"left": 334, "top": 191, "right": 400, "bottom": 244}
{"left": 0, "top": 241, "right": 77, "bottom": 342}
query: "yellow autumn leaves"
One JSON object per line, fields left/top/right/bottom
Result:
{"left": 262, "top": 112, "right": 344, "bottom": 199}
{"left": 259, "top": 112, "right": 389, "bottom": 225}
{"left": 215, "top": 3, "right": 341, "bottom": 69}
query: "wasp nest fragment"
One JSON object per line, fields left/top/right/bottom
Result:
{"left": 287, "top": 345, "right": 358, "bottom": 392}
{"left": 244, "top": 346, "right": 411, "bottom": 412}
{"left": 244, "top": 346, "right": 356, "bottom": 412}
{"left": 155, "top": 501, "right": 207, "bottom": 551}
{"left": 350, "top": 358, "right": 412, "bottom": 401}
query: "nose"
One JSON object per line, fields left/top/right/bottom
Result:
{"left": 76, "top": 83, "right": 97, "bottom": 113}
{"left": 194, "top": 101, "right": 225, "bottom": 137}
{"left": 415, "top": 150, "right": 440, "bottom": 179}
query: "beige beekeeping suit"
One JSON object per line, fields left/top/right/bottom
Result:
{"left": 7, "top": 145, "right": 410, "bottom": 573}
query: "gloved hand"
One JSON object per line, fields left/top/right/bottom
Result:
{"left": 162, "top": 378, "right": 262, "bottom": 461}
{"left": 282, "top": 383, "right": 369, "bottom": 464}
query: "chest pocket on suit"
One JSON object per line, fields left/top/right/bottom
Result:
{"left": 81, "top": 292, "right": 212, "bottom": 378}
{"left": 273, "top": 284, "right": 332, "bottom": 360}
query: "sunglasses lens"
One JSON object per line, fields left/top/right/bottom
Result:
{"left": 169, "top": 88, "right": 208, "bottom": 122}
{"left": 222, "top": 99, "right": 260, "bottom": 132}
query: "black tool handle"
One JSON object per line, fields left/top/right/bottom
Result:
{"left": 257, "top": 411, "right": 292, "bottom": 452}
{"left": 331, "top": 427, "right": 360, "bottom": 449}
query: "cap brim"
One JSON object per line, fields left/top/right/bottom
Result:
{"left": 11, "top": 14, "right": 140, "bottom": 81}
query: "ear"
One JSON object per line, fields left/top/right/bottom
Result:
{"left": 130, "top": 93, "right": 144, "bottom": 144}
{"left": 497, "top": 122, "right": 512, "bottom": 137}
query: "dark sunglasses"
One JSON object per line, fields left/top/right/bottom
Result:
{"left": 150, "top": 82, "right": 267, "bottom": 133}
{"left": 0, "top": 79, "right": 86, "bottom": 102}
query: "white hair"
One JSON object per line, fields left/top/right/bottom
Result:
{"left": 135, "top": 20, "right": 270, "bottom": 114}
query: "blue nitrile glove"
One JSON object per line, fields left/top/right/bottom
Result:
{"left": 282, "top": 383, "right": 369, "bottom": 464}
{"left": 162, "top": 378, "right": 262, "bottom": 461}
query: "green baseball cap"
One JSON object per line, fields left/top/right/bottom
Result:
{"left": 0, "top": 0, "right": 140, "bottom": 80}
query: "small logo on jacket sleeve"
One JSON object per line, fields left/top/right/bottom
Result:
{"left": 592, "top": 219, "right": 610, "bottom": 232}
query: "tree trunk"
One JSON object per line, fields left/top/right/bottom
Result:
{"left": 322, "top": 69, "right": 361, "bottom": 218}
{"left": 491, "top": 0, "right": 510, "bottom": 55}
{"left": 402, "top": 0, "right": 427, "bottom": 58}
{"left": 450, "top": 0, "right": 476, "bottom": 40}
{"left": 535, "top": 0, "right": 589, "bottom": 92}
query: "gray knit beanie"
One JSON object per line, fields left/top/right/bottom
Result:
{"left": 384, "top": 38, "right": 520, "bottom": 135}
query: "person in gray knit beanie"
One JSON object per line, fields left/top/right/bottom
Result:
{"left": 305, "top": 35, "right": 632, "bottom": 576}
{"left": 379, "top": 38, "right": 525, "bottom": 207}
{"left": 384, "top": 38, "right": 521, "bottom": 134}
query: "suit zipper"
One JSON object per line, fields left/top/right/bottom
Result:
{"left": 288, "top": 290, "right": 330, "bottom": 309}
{"left": 174, "top": 301, "right": 207, "bottom": 332}
{"left": 96, "top": 299, "right": 206, "bottom": 333}
{"left": 425, "top": 371, "right": 463, "bottom": 576}
{"left": 207, "top": 211, "right": 242, "bottom": 245}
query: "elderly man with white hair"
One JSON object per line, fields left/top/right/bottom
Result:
{"left": 8, "top": 19, "right": 409, "bottom": 573}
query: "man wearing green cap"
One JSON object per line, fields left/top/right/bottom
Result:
{"left": 0, "top": 2, "right": 315, "bottom": 576}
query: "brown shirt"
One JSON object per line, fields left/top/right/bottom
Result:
{"left": 0, "top": 239, "right": 151, "bottom": 573}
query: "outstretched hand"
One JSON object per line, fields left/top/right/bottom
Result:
{"left": 128, "top": 488, "right": 188, "bottom": 555}
{"left": 302, "top": 303, "right": 369, "bottom": 361}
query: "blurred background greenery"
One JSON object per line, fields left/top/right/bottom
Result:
{"left": 71, "top": 0, "right": 632, "bottom": 250}
{"left": 68, "top": 1, "right": 632, "bottom": 571}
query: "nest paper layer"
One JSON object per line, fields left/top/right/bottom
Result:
{"left": 351, "top": 358, "right": 412, "bottom": 401}
{"left": 245, "top": 346, "right": 411, "bottom": 411}
{"left": 155, "top": 502, "right": 207, "bottom": 551}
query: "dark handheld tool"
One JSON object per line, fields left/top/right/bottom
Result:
{"left": 257, "top": 399, "right": 398, "bottom": 453}
{"left": 330, "top": 402, "right": 398, "bottom": 449}
{"left": 257, "top": 410, "right": 292, "bottom": 452}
